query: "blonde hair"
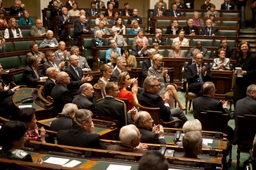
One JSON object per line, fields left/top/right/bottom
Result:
{"left": 152, "top": 54, "right": 163, "bottom": 64}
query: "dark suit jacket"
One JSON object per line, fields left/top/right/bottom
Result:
{"left": 74, "top": 21, "right": 92, "bottom": 45}
{"left": 50, "top": 116, "right": 72, "bottom": 131}
{"left": 96, "top": 97, "right": 127, "bottom": 128}
{"left": 187, "top": 63, "right": 212, "bottom": 88}
{"left": 64, "top": 66, "right": 83, "bottom": 95}
{"left": 57, "top": 126, "right": 106, "bottom": 149}
{"left": 168, "top": 10, "right": 182, "bottom": 17}
{"left": 138, "top": 127, "right": 166, "bottom": 144}
{"left": 85, "top": 8, "right": 100, "bottom": 16}
{"left": 153, "top": 8, "right": 166, "bottom": 17}
{"left": 109, "top": 68, "right": 120, "bottom": 82}
{"left": 214, "top": 46, "right": 235, "bottom": 59}
{"left": 138, "top": 91, "right": 174, "bottom": 122}
{"left": 201, "top": 26, "right": 218, "bottom": 36}
{"left": 131, "top": 45, "right": 148, "bottom": 57}
{"left": 171, "top": 2, "right": 185, "bottom": 9}
{"left": 72, "top": 94, "right": 97, "bottom": 116}
{"left": 221, "top": 3, "right": 235, "bottom": 10}
{"left": 142, "top": 59, "right": 151, "bottom": 79}
{"left": 152, "top": 36, "right": 167, "bottom": 45}
{"left": 57, "top": 15, "right": 72, "bottom": 38}
{"left": 127, "top": 16, "right": 142, "bottom": 24}
{"left": 51, "top": 83, "right": 73, "bottom": 113}
{"left": 0, "top": 79, "right": 14, "bottom": 103}
{"left": 193, "top": 95, "right": 230, "bottom": 119}
{"left": 121, "top": 9, "right": 133, "bottom": 16}
{"left": 43, "top": 78, "right": 56, "bottom": 98}
{"left": 166, "top": 26, "right": 182, "bottom": 35}
{"left": 43, "top": 61, "right": 58, "bottom": 75}
{"left": 183, "top": 25, "right": 199, "bottom": 35}
{"left": 23, "top": 65, "right": 42, "bottom": 87}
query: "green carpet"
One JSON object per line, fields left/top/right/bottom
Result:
{"left": 177, "top": 92, "right": 249, "bottom": 170}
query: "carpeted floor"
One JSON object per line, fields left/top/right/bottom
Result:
{"left": 177, "top": 91, "right": 249, "bottom": 170}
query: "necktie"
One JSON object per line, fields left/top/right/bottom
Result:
{"left": 75, "top": 68, "right": 79, "bottom": 77}
{"left": 34, "top": 68, "right": 39, "bottom": 78}
{"left": 208, "top": 27, "right": 211, "bottom": 36}
{"left": 197, "top": 65, "right": 204, "bottom": 83}
{"left": 38, "top": 29, "right": 42, "bottom": 35}
{"left": 226, "top": 3, "right": 229, "bottom": 10}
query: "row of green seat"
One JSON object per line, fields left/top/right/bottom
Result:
{"left": 4, "top": 39, "right": 44, "bottom": 52}
{"left": 0, "top": 28, "right": 31, "bottom": 38}
{"left": 156, "top": 20, "right": 239, "bottom": 27}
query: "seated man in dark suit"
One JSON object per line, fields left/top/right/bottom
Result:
{"left": 57, "top": 109, "right": 106, "bottom": 149}
{"left": 201, "top": 19, "right": 218, "bottom": 36}
{"left": 221, "top": 0, "right": 235, "bottom": 10}
{"left": 127, "top": 9, "right": 142, "bottom": 24}
{"left": 153, "top": 1, "right": 165, "bottom": 17}
{"left": 182, "top": 131, "right": 202, "bottom": 158}
{"left": 168, "top": 4, "right": 182, "bottom": 17}
{"left": 57, "top": 7, "right": 72, "bottom": 41}
{"left": 96, "top": 82, "right": 128, "bottom": 127}
{"left": 171, "top": 0, "right": 185, "bottom": 9}
{"left": 131, "top": 39, "right": 148, "bottom": 57}
{"left": 142, "top": 48, "right": 156, "bottom": 80}
{"left": 65, "top": 55, "right": 93, "bottom": 95}
{"left": 134, "top": 111, "right": 166, "bottom": 144}
{"left": 193, "top": 82, "right": 230, "bottom": 119}
{"left": 121, "top": 2, "right": 133, "bottom": 16}
{"left": 110, "top": 56, "right": 126, "bottom": 82}
{"left": 86, "top": 1, "right": 100, "bottom": 16}
{"left": 183, "top": 19, "right": 199, "bottom": 35}
{"left": 43, "top": 50, "right": 65, "bottom": 74}
{"left": 186, "top": 41, "right": 209, "bottom": 58}
{"left": 43, "top": 67, "right": 58, "bottom": 98}
{"left": 166, "top": 20, "right": 182, "bottom": 35}
{"left": 51, "top": 71, "right": 73, "bottom": 113}
{"left": 23, "top": 56, "right": 47, "bottom": 87}
{"left": 233, "top": 84, "right": 256, "bottom": 143}
{"left": 138, "top": 76, "right": 187, "bottom": 123}
{"left": 152, "top": 29, "right": 166, "bottom": 45}
{"left": 187, "top": 53, "right": 212, "bottom": 94}
{"left": 107, "top": 124, "right": 147, "bottom": 152}
{"left": 50, "top": 103, "right": 78, "bottom": 131}
{"left": 214, "top": 38, "right": 235, "bottom": 59}
{"left": 74, "top": 15, "right": 92, "bottom": 45}
{"left": 72, "top": 83, "right": 97, "bottom": 116}
{"left": 70, "top": 46, "right": 91, "bottom": 71}
{"left": 138, "top": 151, "right": 169, "bottom": 170}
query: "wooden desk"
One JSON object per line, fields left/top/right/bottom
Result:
{"left": 12, "top": 88, "right": 53, "bottom": 120}
{"left": 38, "top": 117, "right": 118, "bottom": 140}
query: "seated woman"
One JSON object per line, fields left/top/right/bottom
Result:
{"left": 192, "top": 11, "right": 204, "bottom": 27}
{"left": 172, "top": 30, "right": 189, "bottom": 47}
{"left": 132, "top": 30, "right": 149, "bottom": 46}
{"left": 148, "top": 54, "right": 185, "bottom": 109}
{"left": 95, "top": 13, "right": 109, "bottom": 25}
{"left": 39, "top": 30, "right": 58, "bottom": 48}
{"left": 109, "top": 11, "right": 119, "bottom": 25}
{"left": 4, "top": 18, "right": 23, "bottom": 38}
{"left": 208, "top": 14, "right": 220, "bottom": 26}
{"left": 92, "top": 30, "right": 105, "bottom": 48}
{"left": 104, "top": 3, "right": 114, "bottom": 17}
{"left": 108, "top": 52, "right": 118, "bottom": 68}
{"left": 122, "top": 47, "right": 137, "bottom": 71}
{"left": 129, "top": 20, "right": 141, "bottom": 35}
{"left": 18, "top": 10, "right": 34, "bottom": 26}
{"left": 182, "top": 131, "right": 202, "bottom": 158}
{"left": 212, "top": 49, "right": 230, "bottom": 70}
{"left": 205, "top": 4, "right": 219, "bottom": 17}
{"left": 117, "top": 72, "right": 139, "bottom": 111}
{"left": 168, "top": 41, "right": 185, "bottom": 58}
{"left": 17, "top": 108, "right": 46, "bottom": 143}
{"left": 112, "top": 17, "right": 126, "bottom": 35}
{"left": 0, "top": 9, "right": 8, "bottom": 27}
{"left": 98, "top": 64, "right": 113, "bottom": 97}
{"left": 0, "top": 121, "right": 33, "bottom": 162}
{"left": 54, "top": 41, "right": 70, "bottom": 66}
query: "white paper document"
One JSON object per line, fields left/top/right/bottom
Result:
{"left": 44, "top": 157, "right": 70, "bottom": 165}
{"left": 63, "top": 160, "right": 81, "bottom": 167}
{"left": 203, "top": 138, "right": 213, "bottom": 145}
{"left": 106, "top": 164, "right": 132, "bottom": 170}
{"left": 18, "top": 105, "right": 32, "bottom": 108}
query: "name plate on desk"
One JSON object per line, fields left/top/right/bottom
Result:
{"left": 19, "top": 104, "right": 33, "bottom": 108}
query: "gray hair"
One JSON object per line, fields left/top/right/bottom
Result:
{"left": 79, "top": 83, "right": 92, "bottom": 94}
{"left": 134, "top": 111, "right": 148, "bottom": 127}
{"left": 182, "top": 131, "right": 202, "bottom": 155}
{"left": 73, "top": 109, "right": 92, "bottom": 127}
{"left": 147, "top": 48, "right": 156, "bottom": 55}
{"left": 187, "top": 19, "right": 193, "bottom": 24}
{"left": 116, "top": 56, "right": 125, "bottom": 63}
{"left": 143, "top": 76, "right": 158, "bottom": 90}
{"left": 45, "top": 67, "right": 56, "bottom": 77}
{"left": 46, "top": 30, "right": 53, "bottom": 37}
{"left": 182, "top": 119, "right": 202, "bottom": 133}
{"left": 71, "top": 46, "right": 79, "bottom": 53}
{"left": 246, "top": 84, "right": 256, "bottom": 96}
{"left": 95, "top": 30, "right": 102, "bottom": 37}
{"left": 56, "top": 71, "right": 68, "bottom": 82}
{"left": 59, "top": 103, "right": 77, "bottom": 116}
{"left": 119, "top": 124, "right": 138, "bottom": 146}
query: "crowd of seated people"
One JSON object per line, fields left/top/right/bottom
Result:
{"left": 1, "top": 1, "right": 256, "bottom": 169}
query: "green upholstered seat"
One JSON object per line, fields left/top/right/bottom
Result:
{"left": 69, "top": 27, "right": 74, "bottom": 46}
{"left": 156, "top": 20, "right": 171, "bottom": 27}
{"left": 148, "top": 38, "right": 153, "bottom": 45}
{"left": 35, "top": 40, "right": 43, "bottom": 46}
{"left": 83, "top": 38, "right": 93, "bottom": 59}
{"left": 13, "top": 73, "right": 24, "bottom": 85}
{"left": 5, "top": 42, "right": 14, "bottom": 52}
{"left": 183, "top": 50, "right": 188, "bottom": 57}
{"left": 178, "top": 20, "right": 187, "bottom": 26}
{"left": 214, "top": 39, "right": 237, "bottom": 48}
{"left": 21, "top": 29, "right": 31, "bottom": 37}
{"left": 222, "top": 20, "right": 239, "bottom": 27}
{"left": 158, "top": 49, "right": 165, "bottom": 56}
{"left": 191, "top": 39, "right": 213, "bottom": 46}
{"left": 162, "top": 28, "right": 167, "bottom": 34}
{"left": 0, "top": 56, "right": 21, "bottom": 69}
{"left": 206, "top": 51, "right": 212, "bottom": 58}
{"left": 221, "top": 12, "right": 240, "bottom": 18}
{"left": 127, "top": 37, "right": 134, "bottom": 45}
{"left": 219, "top": 30, "right": 238, "bottom": 37}
{"left": 14, "top": 41, "right": 33, "bottom": 51}
{"left": 20, "top": 55, "right": 27, "bottom": 66}
{"left": 90, "top": 19, "right": 96, "bottom": 25}
{"left": 123, "top": 19, "right": 128, "bottom": 25}
{"left": 99, "top": 50, "right": 107, "bottom": 65}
